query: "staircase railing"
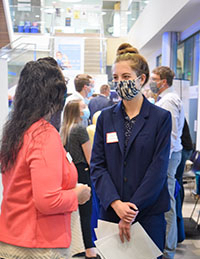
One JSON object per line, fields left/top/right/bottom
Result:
{"left": 0, "top": 37, "right": 37, "bottom": 61}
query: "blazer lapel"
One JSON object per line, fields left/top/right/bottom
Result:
{"left": 112, "top": 102, "right": 124, "bottom": 155}
{"left": 125, "top": 96, "right": 150, "bottom": 158}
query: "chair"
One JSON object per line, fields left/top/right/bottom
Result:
{"left": 183, "top": 160, "right": 196, "bottom": 191}
{"left": 190, "top": 190, "right": 200, "bottom": 229}
{"left": 188, "top": 151, "right": 200, "bottom": 229}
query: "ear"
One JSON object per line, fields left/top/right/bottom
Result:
{"left": 83, "top": 84, "right": 88, "bottom": 90}
{"left": 140, "top": 74, "right": 146, "bottom": 86}
{"left": 162, "top": 78, "right": 167, "bottom": 85}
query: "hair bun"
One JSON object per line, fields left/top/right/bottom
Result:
{"left": 117, "top": 43, "right": 139, "bottom": 56}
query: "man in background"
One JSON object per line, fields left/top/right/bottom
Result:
{"left": 88, "top": 84, "right": 113, "bottom": 120}
{"left": 150, "top": 66, "right": 185, "bottom": 259}
{"left": 65, "top": 74, "right": 94, "bottom": 126}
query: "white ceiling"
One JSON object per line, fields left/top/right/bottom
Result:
{"left": 140, "top": 0, "right": 200, "bottom": 57}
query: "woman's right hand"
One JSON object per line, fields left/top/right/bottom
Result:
{"left": 118, "top": 219, "right": 131, "bottom": 243}
{"left": 111, "top": 200, "right": 138, "bottom": 223}
{"left": 73, "top": 184, "right": 91, "bottom": 205}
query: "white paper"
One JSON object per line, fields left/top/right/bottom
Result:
{"left": 95, "top": 221, "right": 162, "bottom": 259}
{"left": 95, "top": 219, "right": 118, "bottom": 239}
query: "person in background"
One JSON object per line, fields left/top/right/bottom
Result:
{"left": 175, "top": 118, "right": 193, "bottom": 242}
{"left": 65, "top": 74, "right": 94, "bottom": 126}
{"left": 150, "top": 66, "right": 185, "bottom": 259}
{"left": 142, "top": 87, "right": 157, "bottom": 104}
{"left": 0, "top": 60, "right": 91, "bottom": 259}
{"left": 86, "top": 110, "right": 101, "bottom": 244}
{"left": 90, "top": 43, "right": 171, "bottom": 259}
{"left": 87, "top": 111, "right": 101, "bottom": 146}
{"left": 56, "top": 51, "right": 72, "bottom": 70}
{"left": 88, "top": 84, "right": 113, "bottom": 120}
{"left": 60, "top": 100, "right": 100, "bottom": 259}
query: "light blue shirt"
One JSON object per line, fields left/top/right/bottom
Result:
{"left": 156, "top": 86, "right": 184, "bottom": 157}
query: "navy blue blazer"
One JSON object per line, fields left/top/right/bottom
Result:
{"left": 88, "top": 95, "right": 113, "bottom": 120}
{"left": 90, "top": 96, "right": 171, "bottom": 223}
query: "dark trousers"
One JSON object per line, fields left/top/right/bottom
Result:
{"left": 175, "top": 148, "right": 193, "bottom": 243}
{"left": 175, "top": 149, "right": 193, "bottom": 204}
{"left": 75, "top": 162, "right": 94, "bottom": 249}
{"left": 138, "top": 213, "right": 166, "bottom": 259}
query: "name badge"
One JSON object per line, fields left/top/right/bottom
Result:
{"left": 66, "top": 152, "right": 73, "bottom": 163}
{"left": 106, "top": 132, "right": 118, "bottom": 143}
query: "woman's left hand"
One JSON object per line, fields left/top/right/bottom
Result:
{"left": 118, "top": 219, "right": 131, "bottom": 243}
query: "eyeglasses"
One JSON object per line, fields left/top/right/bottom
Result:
{"left": 150, "top": 77, "right": 161, "bottom": 82}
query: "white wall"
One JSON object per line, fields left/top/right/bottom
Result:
{"left": 0, "top": 58, "right": 8, "bottom": 208}
{"left": 0, "top": 59, "right": 8, "bottom": 138}
{"left": 145, "top": 48, "right": 161, "bottom": 72}
{"left": 128, "top": 0, "right": 190, "bottom": 50}
{"left": 3, "top": 0, "right": 14, "bottom": 43}
{"left": 196, "top": 58, "right": 200, "bottom": 151}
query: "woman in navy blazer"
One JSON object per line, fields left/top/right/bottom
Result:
{"left": 90, "top": 43, "right": 171, "bottom": 257}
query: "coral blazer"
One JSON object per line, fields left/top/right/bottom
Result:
{"left": 0, "top": 119, "right": 78, "bottom": 248}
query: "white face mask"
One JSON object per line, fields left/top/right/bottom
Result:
{"left": 113, "top": 76, "right": 141, "bottom": 101}
{"left": 81, "top": 107, "right": 90, "bottom": 120}
{"left": 84, "top": 98, "right": 90, "bottom": 105}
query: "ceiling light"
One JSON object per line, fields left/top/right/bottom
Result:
{"left": 44, "top": 8, "right": 55, "bottom": 14}
{"left": 60, "top": 0, "right": 82, "bottom": 2}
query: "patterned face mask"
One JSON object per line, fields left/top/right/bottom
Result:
{"left": 113, "top": 76, "right": 141, "bottom": 101}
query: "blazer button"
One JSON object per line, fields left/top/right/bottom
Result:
{"left": 124, "top": 161, "right": 127, "bottom": 166}
{"left": 124, "top": 177, "right": 127, "bottom": 182}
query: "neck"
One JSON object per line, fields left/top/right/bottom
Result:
{"left": 122, "top": 93, "right": 144, "bottom": 119}
{"left": 79, "top": 90, "right": 86, "bottom": 98}
{"left": 159, "top": 85, "right": 169, "bottom": 95}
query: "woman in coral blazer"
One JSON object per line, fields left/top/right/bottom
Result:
{"left": 0, "top": 59, "right": 90, "bottom": 259}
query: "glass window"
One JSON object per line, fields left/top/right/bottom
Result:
{"left": 176, "top": 32, "right": 200, "bottom": 85}
{"left": 193, "top": 33, "right": 200, "bottom": 85}
{"left": 156, "top": 55, "right": 162, "bottom": 67}
{"left": 183, "top": 36, "right": 194, "bottom": 84}
{"left": 177, "top": 43, "right": 184, "bottom": 79}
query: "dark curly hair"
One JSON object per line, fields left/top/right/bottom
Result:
{"left": 0, "top": 59, "right": 66, "bottom": 173}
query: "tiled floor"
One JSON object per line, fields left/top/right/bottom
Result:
{"left": 174, "top": 183, "right": 200, "bottom": 259}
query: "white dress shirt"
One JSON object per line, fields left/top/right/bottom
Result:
{"left": 65, "top": 91, "right": 84, "bottom": 104}
{"left": 156, "top": 86, "right": 184, "bottom": 157}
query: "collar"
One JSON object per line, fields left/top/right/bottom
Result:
{"left": 99, "top": 94, "right": 107, "bottom": 97}
{"left": 75, "top": 91, "right": 84, "bottom": 100}
{"left": 113, "top": 95, "right": 150, "bottom": 119}
{"left": 159, "top": 86, "right": 174, "bottom": 98}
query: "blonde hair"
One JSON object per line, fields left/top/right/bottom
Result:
{"left": 115, "top": 43, "right": 149, "bottom": 85}
{"left": 100, "top": 84, "right": 110, "bottom": 95}
{"left": 92, "top": 111, "right": 101, "bottom": 125}
{"left": 60, "top": 100, "right": 81, "bottom": 146}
